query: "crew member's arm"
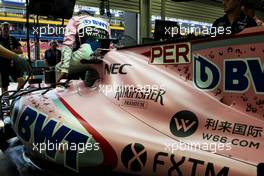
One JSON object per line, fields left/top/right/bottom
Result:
{"left": 0, "top": 44, "right": 18, "bottom": 60}
{"left": 0, "top": 44, "right": 31, "bottom": 72}
{"left": 59, "top": 16, "right": 79, "bottom": 74}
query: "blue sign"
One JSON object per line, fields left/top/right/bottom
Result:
{"left": 2, "top": 0, "right": 25, "bottom": 6}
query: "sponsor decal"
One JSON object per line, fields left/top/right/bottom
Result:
{"left": 77, "top": 17, "right": 109, "bottom": 39}
{"left": 104, "top": 63, "right": 132, "bottom": 75}
{"left": 150, "top": 43, "right": 191, "bottom": 65}
{"left": 153, "top": 152, "right": 229, "bottom": 176}
{"left": 121, "top": 143, "right": 147, "bottom": 172}
{"left": 115, "top": 86, "right": 166, "bottom": 106}
{"left": 194, "top": 55, "right": 264, "bottom": 94}
{"left": 15, "top": 106, "right": 97, "bottom": 172}
{"left": 121, "top": 99, "right": 148, "bottom": 109}
{"left": 203, "top": 118, "right": 262, "bottom": 149}
{"left": 170, "top": 111, "right": 199, "bottom": 137}
{"left": 80, "top": 18, "right": 108, "bottom": 29}
{"left": 79, "top": 26, "right": 109, "bottom": 39}
{"left": 193, "top": 55, "right": 221, "bottom": 91}
{"left": 121, "top": 142, "right": 229, "bottom": 175}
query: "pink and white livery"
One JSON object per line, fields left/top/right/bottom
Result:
{"left": 10, "top": 26, "right": 264, "bottom": 176}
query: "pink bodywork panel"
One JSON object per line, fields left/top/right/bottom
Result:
{"left": 12, "top": 26, "right": 264, "bottom": 175}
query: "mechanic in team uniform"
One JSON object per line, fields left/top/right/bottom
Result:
{"left": 56, "top": 11, "right": 110, "bottom": 81}
{"left": 44, "top": 40, "right": 61, "bottom": 68}
{"left": 212, "top": 0, "right": 257, "bottom": 34}
{"left": 0, "top": 22, "right": 25, "bottom": 93}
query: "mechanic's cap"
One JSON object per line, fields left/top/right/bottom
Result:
{"left": 49, "top": 40, "right": 58, "bottom": 47}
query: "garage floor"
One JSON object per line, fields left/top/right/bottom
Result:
{"left": 0, "top": 150, "right": 20, "bottom": 176}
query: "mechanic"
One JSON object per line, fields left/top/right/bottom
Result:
{"left": 56, "top": 11, "right": 110, "bottom": 82}
{"left": 212, "top": 0, "right": 257, "bottom": 35}
{"left": 44, "top": 40, "right": 61, "bottom": 68}
{"left": 0, "top": 22, "right": 25, "bottom": 93}
{"left": 242, "top": 2, "right": 264, "bottom": 26}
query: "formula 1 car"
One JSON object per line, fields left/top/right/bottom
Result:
{"left": 1, "top": 26, "right": 264, "bottom": 176}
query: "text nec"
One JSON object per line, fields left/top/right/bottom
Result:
{"left": 105, "top": 63, "right": 131, "bottom": 75}
{"left": 194, "top": 56, "right": 264, "bottom": 93}
{"left": 17, "top": 107, "right": 90, "bottom": 172}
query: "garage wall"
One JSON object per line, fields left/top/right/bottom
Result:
{"left": 153, "top": 0, "right": 224, "bottom": 23}
{"left": 76, "top": 0, "right": 225, "bottom": 23}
